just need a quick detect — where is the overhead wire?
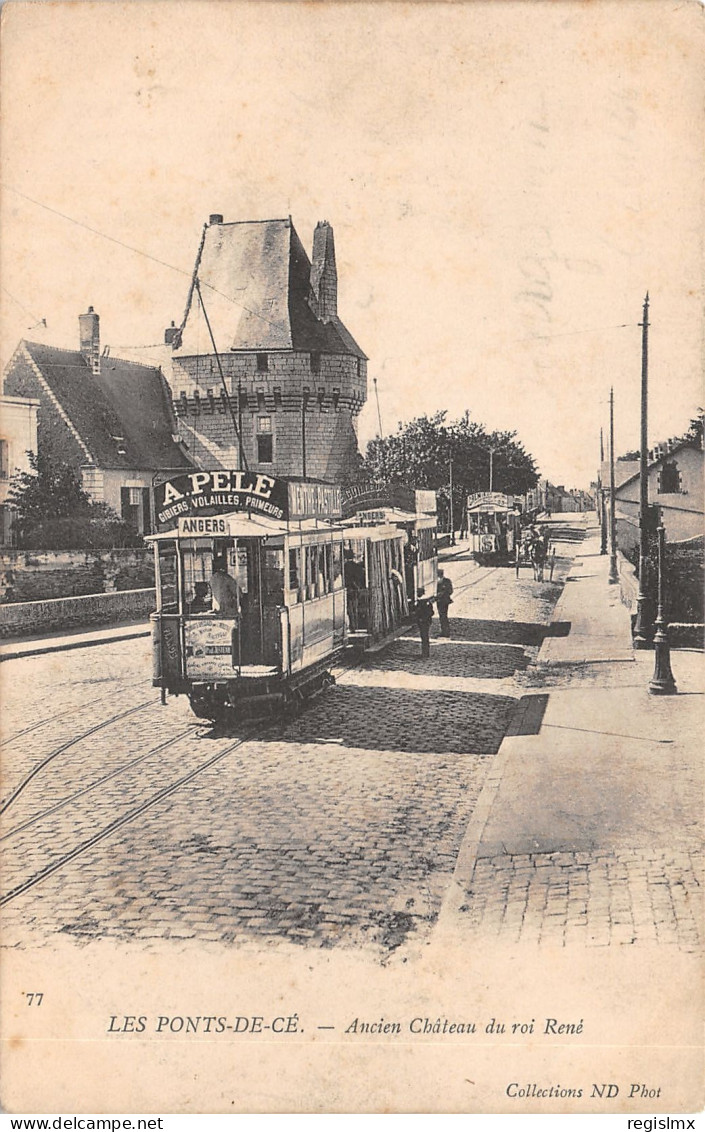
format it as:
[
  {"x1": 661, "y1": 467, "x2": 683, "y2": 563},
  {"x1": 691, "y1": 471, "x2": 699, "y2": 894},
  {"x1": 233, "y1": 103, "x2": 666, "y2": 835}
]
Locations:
[{"x1": 1, "y1": 183, "x2": 286, "y2": 335}]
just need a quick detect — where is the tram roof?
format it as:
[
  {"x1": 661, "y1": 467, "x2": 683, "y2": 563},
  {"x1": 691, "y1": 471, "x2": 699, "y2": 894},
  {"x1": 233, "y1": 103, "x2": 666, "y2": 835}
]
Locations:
[{"x1": 341, "y1": 522, "x2": 406, "y2": 541}]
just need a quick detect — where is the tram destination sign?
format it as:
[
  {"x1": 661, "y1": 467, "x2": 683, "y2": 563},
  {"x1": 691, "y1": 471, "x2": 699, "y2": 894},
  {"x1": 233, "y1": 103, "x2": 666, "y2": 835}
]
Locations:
[
  {"x1": 153, "y1": 470, "x2": 341, "y2": 531},
  {"x1": 467, "y1": 491, "x2": 515, "y2": 511}
]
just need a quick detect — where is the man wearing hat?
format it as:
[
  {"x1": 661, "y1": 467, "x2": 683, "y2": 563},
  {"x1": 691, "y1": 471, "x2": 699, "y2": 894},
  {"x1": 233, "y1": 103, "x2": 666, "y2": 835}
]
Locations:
[{"x1": 414, "y1": 589, "x2": 434, "y2": 658}]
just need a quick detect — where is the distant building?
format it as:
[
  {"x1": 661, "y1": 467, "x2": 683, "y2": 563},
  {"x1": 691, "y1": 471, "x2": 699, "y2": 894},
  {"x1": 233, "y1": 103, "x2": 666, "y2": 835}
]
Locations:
[
  {"x1": 3, "y1": 309, "x2": 192, "y2": 534},
  {"x1": 0, "y1": 395, "x2": 39, "y2": 545},
  {"x1": 605, "y1": 436, "x2": 704, "y2": 552},
  {"x1": 527, "y1": 480, "x2": 594, "y2": 514},
  {"x1": 164, "y1": 215, "x2": 367, "y2": 482}
]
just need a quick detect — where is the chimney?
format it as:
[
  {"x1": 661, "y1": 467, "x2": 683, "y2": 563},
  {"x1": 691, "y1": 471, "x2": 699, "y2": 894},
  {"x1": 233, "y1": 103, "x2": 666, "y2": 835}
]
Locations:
[
  {"x1": 310, "y1": 221, "x2": 337, "y2": 323},
  {"x1": 209, "y1": 213, "x2": 224, "y2": 225},
  {"x1": 164, "y1": 320, "x2": 179, "y2": 346},
  {"x1": 79, "y1": 307, "x2": 100, "y2": 375}
]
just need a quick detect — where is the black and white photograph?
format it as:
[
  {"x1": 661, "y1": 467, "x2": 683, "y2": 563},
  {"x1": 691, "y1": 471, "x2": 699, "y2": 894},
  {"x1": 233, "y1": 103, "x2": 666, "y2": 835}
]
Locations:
[{"x1": 0, "y1": 0, "x2": 703, "y2": 1118}]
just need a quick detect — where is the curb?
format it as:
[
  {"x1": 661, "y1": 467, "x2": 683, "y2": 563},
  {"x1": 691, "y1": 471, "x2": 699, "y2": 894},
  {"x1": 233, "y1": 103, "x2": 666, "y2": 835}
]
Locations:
[{"x1": 0, "y1": 627, "x2": 151, "y2": 662}]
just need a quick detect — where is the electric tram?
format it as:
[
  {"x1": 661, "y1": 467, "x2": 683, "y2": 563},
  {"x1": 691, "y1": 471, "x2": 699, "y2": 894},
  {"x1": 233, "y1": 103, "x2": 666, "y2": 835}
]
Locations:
[
  {"x1": 466, "y1": 492, "x2": 523, "y2": 563},
  {"x1": 148, "y1": 470, "x2": 347, "y2": 720}
]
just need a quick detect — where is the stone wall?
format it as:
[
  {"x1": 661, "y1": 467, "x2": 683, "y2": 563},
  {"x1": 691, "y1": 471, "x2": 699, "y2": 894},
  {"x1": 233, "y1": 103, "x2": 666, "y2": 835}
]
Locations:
[
  {"x1": 0, "y1": 548, "x2": 154, "y2": 604},
  {"x1": 0, "y1": 587, "x2": 156, "y2": 638}
]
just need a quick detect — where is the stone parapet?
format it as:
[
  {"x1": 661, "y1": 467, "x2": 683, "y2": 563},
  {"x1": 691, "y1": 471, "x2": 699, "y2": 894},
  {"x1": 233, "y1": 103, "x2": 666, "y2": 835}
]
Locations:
[{"x1": 0, "y1": 587, "x2": 156, "y2": 638}]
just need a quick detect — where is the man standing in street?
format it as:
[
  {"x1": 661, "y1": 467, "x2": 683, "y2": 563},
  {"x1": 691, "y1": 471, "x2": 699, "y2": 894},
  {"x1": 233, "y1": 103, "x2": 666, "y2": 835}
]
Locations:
[
  {"x1": 436, "y1": 569, "x2": 454, "y2": 637},
  {"x1": 415, "y1": 589, "x2": 434, "y2": 658}
]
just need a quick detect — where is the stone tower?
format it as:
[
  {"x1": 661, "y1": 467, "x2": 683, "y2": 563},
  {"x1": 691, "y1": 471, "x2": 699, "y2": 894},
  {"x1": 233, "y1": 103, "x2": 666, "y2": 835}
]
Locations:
[{"x1": 164, "y1": 215, "x2": 367, "y2": 482}]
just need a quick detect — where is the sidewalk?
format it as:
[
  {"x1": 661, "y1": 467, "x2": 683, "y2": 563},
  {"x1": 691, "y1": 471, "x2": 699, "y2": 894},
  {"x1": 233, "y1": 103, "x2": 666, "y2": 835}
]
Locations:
[
  {"x1": 0, "y1": 619, "x2": 151, "y2": 662},
  {"x1": 437, "y1": 520, "x2": 704, "y2": 949}
]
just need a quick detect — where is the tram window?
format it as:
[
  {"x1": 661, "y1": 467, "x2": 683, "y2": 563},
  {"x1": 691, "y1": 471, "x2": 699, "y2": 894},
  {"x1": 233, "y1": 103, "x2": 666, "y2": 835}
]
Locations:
[
  {"x1": 262, "y1": 548, "x2": 285, "y2": 605},
  {"x1": 158, "y1": 547, "x2": 178, "y2": 612},
  {"x1": 332, "y1": 544, "x2": 343, "y2": 589},
  {"x1": 182, "y1": 544, "x2": 213, "y2": 615},
  {"x1": 288, "y1": 548, "x2": 301, "y2": 602},
  {"x1": 318, "y1": 544, "x2": 330, "y2": 596}
]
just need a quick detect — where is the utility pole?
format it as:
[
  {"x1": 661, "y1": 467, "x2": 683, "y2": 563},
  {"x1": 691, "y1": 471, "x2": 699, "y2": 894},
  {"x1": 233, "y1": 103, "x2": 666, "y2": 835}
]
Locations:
[
  {"x1": 608, "y1": 386, "x2": 619, "y2": 584},
  {"x1": 599, "y1": 427, "x2": 607, "y2": 554},
  {"x1": 633, "y1": 293, "x2": 652, "y2": 645},
  {"x1": 489, "y1": 447, "x2": 495, "y2": 492},
  {"x1": 237, "y1": 378, "x2": 244, "y2": 468}
]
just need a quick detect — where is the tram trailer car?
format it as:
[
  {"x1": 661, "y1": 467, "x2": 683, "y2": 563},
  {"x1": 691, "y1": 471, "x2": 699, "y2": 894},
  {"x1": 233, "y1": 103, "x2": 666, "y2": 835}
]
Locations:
[
  {"x1": 341, "y1": 522, "x2": 409, "y2": 650},
  {"x1": 148, "y1": 471, "x2": 346, "y2": 721},
  {"x1": 341, "y1": 491, "x2": 439, "y2": 611}
]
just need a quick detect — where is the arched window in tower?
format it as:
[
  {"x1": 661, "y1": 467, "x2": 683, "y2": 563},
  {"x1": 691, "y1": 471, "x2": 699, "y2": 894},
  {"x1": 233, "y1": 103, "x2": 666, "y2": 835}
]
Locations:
[{"x1": 658, "y1": 460, "x2": 680, "y2": 494}]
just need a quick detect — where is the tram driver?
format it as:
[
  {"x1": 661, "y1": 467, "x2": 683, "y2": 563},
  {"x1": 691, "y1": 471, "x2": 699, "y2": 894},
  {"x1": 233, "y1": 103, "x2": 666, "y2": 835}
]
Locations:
[{"x1": 209, "y1": 553, "x2": 241, "y2": 618}]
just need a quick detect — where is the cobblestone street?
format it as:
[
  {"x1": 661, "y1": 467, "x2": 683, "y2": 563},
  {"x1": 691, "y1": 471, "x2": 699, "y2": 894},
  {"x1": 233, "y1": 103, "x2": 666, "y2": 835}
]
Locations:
[{"x1": 0, "y1": 545, "x2": 572, "y2": 955}]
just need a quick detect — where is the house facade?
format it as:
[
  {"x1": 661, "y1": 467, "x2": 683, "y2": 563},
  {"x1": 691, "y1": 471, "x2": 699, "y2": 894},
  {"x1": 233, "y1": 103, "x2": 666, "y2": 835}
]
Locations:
[
  {"x1": 611, "y1": 437, "x2": 704, "y2": 552},
  {"x1": 0, "y1": 394, "x2": 40, "y2": 545},
  {"x1": 163, "y1": 215, "x2": 368, "y2": 482},
  {"x1": 3, "y1": 309, "x2": 193, "y2": 534}
]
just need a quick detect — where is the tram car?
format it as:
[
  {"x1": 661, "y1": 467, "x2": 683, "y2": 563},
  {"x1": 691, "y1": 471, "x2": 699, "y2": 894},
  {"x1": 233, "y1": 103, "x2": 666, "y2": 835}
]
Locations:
[
  {"x1": 340, "y1": 486, "x2": 439, "y2": 608},
  {"x1": 466, "y1": 492, "x2": 522, "y2": 563},
  {"x1": 148, "y1": 470, "x2": 347, "y2": 721},
  {"x1": 341, "y1": 521, "x2": 409, "y2": 650}
]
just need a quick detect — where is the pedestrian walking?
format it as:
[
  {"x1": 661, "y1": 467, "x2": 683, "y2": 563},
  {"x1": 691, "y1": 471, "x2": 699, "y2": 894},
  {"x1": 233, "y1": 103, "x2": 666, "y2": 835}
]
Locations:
[
  {"x1": 436, "y1": 569, "x2": 453, "y2": 637},
  {"x1": 415, "y1": 589, "x2": 434, "y2": 658}
]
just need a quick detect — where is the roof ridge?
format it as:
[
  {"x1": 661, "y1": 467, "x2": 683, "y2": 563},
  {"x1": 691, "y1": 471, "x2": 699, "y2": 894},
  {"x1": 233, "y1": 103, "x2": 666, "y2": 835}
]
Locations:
[
  {"x1": 23, "y1": 339, "x2": 83, "y2": 356},
  {"x1": 215, "y1": 218, "x2": 291, "y2": 227},
  {"x1": 101, "y1": 354, "x2": 161, "y2": 373},
  {"x1": 25, "y1": 338, "x2": 161, "y2": 374}
]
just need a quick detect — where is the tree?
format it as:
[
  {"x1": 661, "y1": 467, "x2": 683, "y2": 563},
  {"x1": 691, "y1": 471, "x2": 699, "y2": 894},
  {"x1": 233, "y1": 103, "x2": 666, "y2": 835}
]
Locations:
[
  {"x1": 686, "y1": 408, "x2": 704, "y2": 446},
  {"x1": 360, "y1": 411, "x2": 539, "y2": 530},
  {"x1": 7, "y1": 450, "x2": 92, "y2": 527},
  {"x1": 6, "y1": 451, "x2": 141, "y2": 549}
]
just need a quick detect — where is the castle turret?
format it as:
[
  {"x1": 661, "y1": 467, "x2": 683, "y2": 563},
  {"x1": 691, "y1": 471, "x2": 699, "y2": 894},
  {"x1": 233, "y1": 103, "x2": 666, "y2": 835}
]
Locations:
[{"x1": 164, "y1": 216, "x2": 367, "y2": 482}]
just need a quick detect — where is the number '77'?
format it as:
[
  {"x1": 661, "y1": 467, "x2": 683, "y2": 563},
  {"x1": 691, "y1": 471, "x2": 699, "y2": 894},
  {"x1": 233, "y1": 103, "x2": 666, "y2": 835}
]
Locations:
[{"x1": 24, "y1": 993, "x2": 43, "y2": 1006}]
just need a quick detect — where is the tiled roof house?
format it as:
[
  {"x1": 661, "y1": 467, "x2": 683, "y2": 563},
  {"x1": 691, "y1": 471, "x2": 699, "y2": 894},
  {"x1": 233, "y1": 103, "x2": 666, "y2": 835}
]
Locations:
[{"x1": 3, "y1": 309, "x2": 193, "y2": 533}]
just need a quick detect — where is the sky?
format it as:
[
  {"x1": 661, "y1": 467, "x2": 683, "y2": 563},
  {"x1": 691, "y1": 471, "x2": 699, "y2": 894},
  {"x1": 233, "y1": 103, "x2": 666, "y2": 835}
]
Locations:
[{"x1": 1, "y1": 0, "x2": 703, "y2": 488}]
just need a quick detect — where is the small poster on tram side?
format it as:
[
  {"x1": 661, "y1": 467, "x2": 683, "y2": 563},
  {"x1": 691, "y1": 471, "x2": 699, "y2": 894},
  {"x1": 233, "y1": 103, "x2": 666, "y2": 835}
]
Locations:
[{"x1": 0, "y1": 1, "x2": 702, "y2": 1125}]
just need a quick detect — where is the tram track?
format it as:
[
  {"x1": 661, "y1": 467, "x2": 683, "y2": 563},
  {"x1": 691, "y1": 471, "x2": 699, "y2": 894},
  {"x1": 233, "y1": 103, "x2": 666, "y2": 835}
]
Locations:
[
  {"x1": 0, "y1": 721, "x2": 204, "y2": 842},
  {"x1": 0, "y1": 698, "x2": 157, "y2": 815},
  {"x1": 1, "y1": 677, "x2": 150, "y2": 747},
  {"x1": 0, "y1": 716, "x2": 284, "y2": 907}
]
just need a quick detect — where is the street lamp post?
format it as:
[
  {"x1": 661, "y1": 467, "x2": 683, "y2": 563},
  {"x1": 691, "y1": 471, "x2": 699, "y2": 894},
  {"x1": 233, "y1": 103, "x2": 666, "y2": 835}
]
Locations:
[
  {"x1": 649, "y1": 526, "x2": 677, "y2": 695},
  {"x1": 608, "y1": 386, "x2": 619, "y2": 584},
  {"x1": 633, "y1": 292, "x2": 652, "y2": 646}
]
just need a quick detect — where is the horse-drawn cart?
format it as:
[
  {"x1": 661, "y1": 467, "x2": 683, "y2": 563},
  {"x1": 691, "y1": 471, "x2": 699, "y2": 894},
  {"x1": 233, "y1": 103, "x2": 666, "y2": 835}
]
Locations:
[{"x1": 515, "y1": 528, "x2": 556, "y2": 581}]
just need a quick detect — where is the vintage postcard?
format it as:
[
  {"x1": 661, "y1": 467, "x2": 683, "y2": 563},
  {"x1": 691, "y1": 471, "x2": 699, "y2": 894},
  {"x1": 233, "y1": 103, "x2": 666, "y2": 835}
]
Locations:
[{"x1": 0, "y1": 0, "x2": 703, "y2": 1117}]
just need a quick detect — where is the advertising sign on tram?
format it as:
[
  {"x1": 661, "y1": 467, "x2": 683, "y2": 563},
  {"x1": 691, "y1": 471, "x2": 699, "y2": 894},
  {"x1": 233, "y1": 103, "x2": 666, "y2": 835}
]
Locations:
[{"x1": 153, "y1": 470, "x2": 341, "y2": 531}]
